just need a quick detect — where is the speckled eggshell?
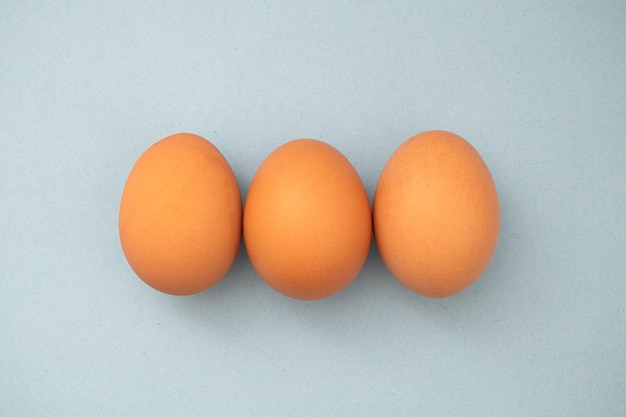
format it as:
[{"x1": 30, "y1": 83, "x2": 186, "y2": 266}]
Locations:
[
  {"x1": 373, "y1": 130, "x2": 500, "y2": 298},
  {"x1": 119, "y1": 133, "x2": 242, "y2": 295}
]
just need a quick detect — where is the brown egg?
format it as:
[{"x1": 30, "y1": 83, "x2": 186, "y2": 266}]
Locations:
[
  {"x1": 373, "y1": 130, "x2": 500, "y2": 298},
  {"x1": 119, "y1": 133, "x2": 242, "y2": 295},
  {"x1": 244, "y1": 139, "x2": 372, "y2": 300}
]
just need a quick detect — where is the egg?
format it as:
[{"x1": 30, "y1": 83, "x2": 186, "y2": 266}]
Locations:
[
  {"x1": 244, "y1": 139, "x2": 372, "y2": 300},
  {"x1": 119, "y1": 133, "x2": 242, "y2": 295},
  {"x1": 373, "y1": 130, "x2": 500, "y2": 298}
]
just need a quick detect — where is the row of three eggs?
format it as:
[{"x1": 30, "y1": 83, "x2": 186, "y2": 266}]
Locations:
[{"x1": 119, "y1": 131, "x2": 500, "y2": 300}]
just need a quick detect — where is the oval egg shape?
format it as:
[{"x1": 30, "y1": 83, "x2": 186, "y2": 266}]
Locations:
[
  {"x1": 244, "y1": 139, "x2": 372, "y2": 300},
  {"x1": 119, "y1": 133, "x2": 242, "y2": 295},
  {"x1": 373, "y1": 130, "x2": 500, "y2": 298}
]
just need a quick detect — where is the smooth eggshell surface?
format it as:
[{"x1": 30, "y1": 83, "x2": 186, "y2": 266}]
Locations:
[
  {"x1": 373, "y1": 130, "x2": 500, "y2": 298},
  {"x1": 119, "y1": 133, "x2": 242, "y2": 295},
  {"x1": 244, "y1": 139, "x2": 372, "y2": 300}
]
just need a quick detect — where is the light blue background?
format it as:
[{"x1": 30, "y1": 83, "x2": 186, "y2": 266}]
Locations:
[{"x1": 2, "y1": 1, "x2": 625, "y2": 415}]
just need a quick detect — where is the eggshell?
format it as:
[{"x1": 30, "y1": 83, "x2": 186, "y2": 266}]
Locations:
[
  {"x1": 119, "y1": 133, "x2": 242, "y2": 295},
  {"x1": 373, "y1": 130, "x2": 500, "y2": 298},
  {"x1": 243, "y1": 139, "x2": 372, "y2": 300}
]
